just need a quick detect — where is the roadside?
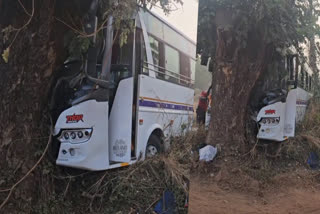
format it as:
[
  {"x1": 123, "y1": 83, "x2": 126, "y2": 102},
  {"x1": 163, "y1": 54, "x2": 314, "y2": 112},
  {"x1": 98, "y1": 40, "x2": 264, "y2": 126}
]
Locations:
[
  {"x1": 189, "y1": 100, "x2": 320, "y2": 214},
  {"x1": 189, "y1": 169, "x2": 320, "y2": 214}
]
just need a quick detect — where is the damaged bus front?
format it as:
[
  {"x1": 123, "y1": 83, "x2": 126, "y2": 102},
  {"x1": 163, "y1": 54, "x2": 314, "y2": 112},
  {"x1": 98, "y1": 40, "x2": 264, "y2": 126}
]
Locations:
[
  {"x1": 49, "y1": 2, "x2": 196, "y2": 171},
  {"x1": 256, "y1": 54, "x2": 313, "y2": 142}
]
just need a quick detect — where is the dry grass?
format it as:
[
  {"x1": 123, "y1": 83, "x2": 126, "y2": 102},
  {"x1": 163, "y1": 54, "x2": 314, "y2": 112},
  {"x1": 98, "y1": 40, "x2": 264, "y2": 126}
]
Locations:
[
  {"x1": 30, "y1": 131, "x2": 198, "y2": 214},
  {"x1": 191, "y1": 99, "x2": 320, "y2": 185}
]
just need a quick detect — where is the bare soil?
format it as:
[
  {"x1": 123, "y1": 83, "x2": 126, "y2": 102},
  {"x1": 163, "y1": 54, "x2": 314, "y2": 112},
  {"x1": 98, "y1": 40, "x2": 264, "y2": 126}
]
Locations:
[
  {"x1": 189, "y1": 178, "x2": 320, "y2": 213},
  {"x1": 188, "y1": 86, "x2": 320, "y2": 214},
  {"x1": 189, "y1": 163, "x2": 320, "y2": 214}
]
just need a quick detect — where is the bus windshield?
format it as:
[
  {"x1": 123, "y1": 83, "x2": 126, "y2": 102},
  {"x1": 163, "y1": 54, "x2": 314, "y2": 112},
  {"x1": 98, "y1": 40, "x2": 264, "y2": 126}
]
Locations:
[{"x1": 111, "y1": 31, "x2": 134, "y2": 69}]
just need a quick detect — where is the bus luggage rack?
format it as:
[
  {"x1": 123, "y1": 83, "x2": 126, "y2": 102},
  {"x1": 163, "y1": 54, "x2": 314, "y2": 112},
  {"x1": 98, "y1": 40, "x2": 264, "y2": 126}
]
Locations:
[{"x1": 143, "y1": 61, "x2": 194, "y2": 88}]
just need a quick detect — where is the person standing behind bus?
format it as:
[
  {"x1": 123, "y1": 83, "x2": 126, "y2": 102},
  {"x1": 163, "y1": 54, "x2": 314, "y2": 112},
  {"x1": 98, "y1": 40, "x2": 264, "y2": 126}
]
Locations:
[
  {"x1": 206, "y1": 85, "x2": 212, "y2": 107},
  {"x1": 196, "y1": 91, "x2": 208, "y2": 124}
]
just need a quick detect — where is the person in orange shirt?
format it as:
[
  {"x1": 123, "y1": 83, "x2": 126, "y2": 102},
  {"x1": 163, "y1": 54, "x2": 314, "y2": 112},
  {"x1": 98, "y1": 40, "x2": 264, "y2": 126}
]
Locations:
[
  {"x1": 206, "y1": 85, "x2": 212, "y2": 108},
  {"x1": 196, "y1": 85, "x2": 212, "y2": 125}
]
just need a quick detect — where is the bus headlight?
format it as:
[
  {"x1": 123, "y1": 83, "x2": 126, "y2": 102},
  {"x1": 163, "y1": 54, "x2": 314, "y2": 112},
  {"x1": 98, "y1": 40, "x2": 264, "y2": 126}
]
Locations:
[
  {"x1": 259, "y1": 117, "x2": 280, "y2": 125},
  {"x1": 77, "y1": 131, "x2": 83, "y2": 138},
  {"x1": 58, "y1": 129, "x2": 92, "y2": 144},
  {"x1": 70, "y1": 132, "x2": 76, "y2": 139}
]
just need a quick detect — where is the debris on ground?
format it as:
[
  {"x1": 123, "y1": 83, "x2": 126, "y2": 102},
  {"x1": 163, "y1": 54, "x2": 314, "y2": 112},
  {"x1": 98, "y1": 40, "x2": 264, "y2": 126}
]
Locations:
[
  {"x1": 199, "y1": 145, "x2": 217, "y2": 162},
  {"x1": 307, "y1": 152, "x2": 320, "y2": 170},
  {"x1": 189, "y1": 99, "x2": 320, "y2": 213},
  {"x1": 154, "y1": 190, "x2": 176, "y2": 214}
]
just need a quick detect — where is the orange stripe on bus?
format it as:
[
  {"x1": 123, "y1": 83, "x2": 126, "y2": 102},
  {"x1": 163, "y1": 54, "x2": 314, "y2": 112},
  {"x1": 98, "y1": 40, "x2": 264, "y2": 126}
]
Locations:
[{"x1": 139, "y1": 96, "x2": 193, "y2": 107}]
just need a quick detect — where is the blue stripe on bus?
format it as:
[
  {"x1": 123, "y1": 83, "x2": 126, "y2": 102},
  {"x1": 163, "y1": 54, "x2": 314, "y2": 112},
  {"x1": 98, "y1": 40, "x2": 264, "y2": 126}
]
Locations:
[
  {"x1": 139, "y1": 99, "x2": 193, "y2": 111},
  {"x1": 296, "y1": 100, "x2": 308, "y2": 105}
]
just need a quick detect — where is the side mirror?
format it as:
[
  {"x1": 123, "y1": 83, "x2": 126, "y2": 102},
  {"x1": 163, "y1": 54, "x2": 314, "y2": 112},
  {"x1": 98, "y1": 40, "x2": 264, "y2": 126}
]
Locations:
[{"x1": 201, "y1": 55, "x2": 209, "y2": 66}]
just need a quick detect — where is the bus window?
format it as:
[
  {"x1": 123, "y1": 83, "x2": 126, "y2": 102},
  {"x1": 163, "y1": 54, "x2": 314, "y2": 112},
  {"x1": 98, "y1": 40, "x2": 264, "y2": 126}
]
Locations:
[
  {"x1": 309, "y1": 76, "x2": 312, "y2": 91},
  {"x1": 165, "y1": 45, "x2": 180, "y2": 83},
  {"x1": 135, "y1": 29, "x2": 148, "y2": 75},
  {"x1": 294, "y1": 58, "x2": 298, "y2": 87},
  {"x1": 306, "y1": 73, "x2": 309, "y2": 91},
  {"x1": 148, "y1": 35, "x2": 165, "y2": 78},
  {"x1": 288, "y1": 56, "x2": 294, "y2": 80},
  {"x1": 180, "y1": 53, "x2": 191, "y2": 85},
  {"x1": 191, "y1": 59, "x2": 196, "y2": 82},
  {"x1": 111, "y1": 32, "x2": 134, "y2": 69},
  {"x1": 149, "y1": 36, "x2": 160, "y2": 68},
  {"x1": 142, "y1": 40, "x2": 148, "y2": 74},
  {"x1": 300, "y1": 66, "x2": 304, "y2": 88},
  {"x1": 109, "y1": 30, "x2": 134, "y2": 97}
]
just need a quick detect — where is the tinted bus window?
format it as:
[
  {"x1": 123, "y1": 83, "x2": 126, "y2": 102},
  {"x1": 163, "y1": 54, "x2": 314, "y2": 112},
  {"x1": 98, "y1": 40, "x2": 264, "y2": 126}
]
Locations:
[
  {"x1": 309, "y1": 77, "x2": 312, "y2": 91},
  {"x1": 111, "y1": 32, "x2": 134, "y2": 67},
  {"x1": 191, "y1": 59, "x2": 196, "y2": 82},
  {"x1": 149, "y1": 36, "x2": 160, "y2": 68},
  {"x1": 165, "y1": 45, "x2": 180, "y2": 82},
  {"x1": 300, "y1": 66, "x2": 304, "y2": 88},
  {"x1": 180, "y1": 53, "x2": 191, "y2": 84}
]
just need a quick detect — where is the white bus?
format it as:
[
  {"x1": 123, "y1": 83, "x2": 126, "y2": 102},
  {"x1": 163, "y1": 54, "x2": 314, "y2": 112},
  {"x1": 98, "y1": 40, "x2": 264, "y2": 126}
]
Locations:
[
  {"x1": 50, "y1": 7, "x2": 196, "y2": 170},
  {"x1": 256, "y1": 53, "x2": 313, "y2": 142}
]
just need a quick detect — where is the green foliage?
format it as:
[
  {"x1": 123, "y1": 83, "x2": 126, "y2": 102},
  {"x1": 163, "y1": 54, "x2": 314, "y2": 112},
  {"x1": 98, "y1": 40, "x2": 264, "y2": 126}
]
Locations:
[
  {"x1": 198, "y1": 0, "x2": 320, "y2": 58},
  {"x1": 63, "y1": 31, "x2": 90, "y2": 61},
  {"x1": 62, "y1": 0, "x2": 183, "y2": 59},
  {"x1": 137, "y1": 0, "x2": 183, "y2": 15},
  {"x1": 98, "y1": 0, "x2": 183, "y2": 46}
]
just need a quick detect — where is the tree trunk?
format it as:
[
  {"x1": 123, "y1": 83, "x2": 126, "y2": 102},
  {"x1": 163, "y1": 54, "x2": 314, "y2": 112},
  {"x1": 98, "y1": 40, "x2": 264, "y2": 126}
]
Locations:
[
  {"x1": 307, "y1": 0, "x2": 319, "y2": 96},
  {"x1": 207, "y1": 20, "x2": 273, "y2": 147},
  {"x1": 309, "y1": 36, "x2": 319, "y2": 94},
  {"x1": 0, "y1": 0, "x2": 68, "y2": 211}
]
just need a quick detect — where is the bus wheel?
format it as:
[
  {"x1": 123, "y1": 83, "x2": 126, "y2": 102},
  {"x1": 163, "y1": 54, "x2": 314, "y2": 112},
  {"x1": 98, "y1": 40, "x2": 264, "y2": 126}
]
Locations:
[{"x1": 146, "y1": 134, "x2": 162, "y2": 158}]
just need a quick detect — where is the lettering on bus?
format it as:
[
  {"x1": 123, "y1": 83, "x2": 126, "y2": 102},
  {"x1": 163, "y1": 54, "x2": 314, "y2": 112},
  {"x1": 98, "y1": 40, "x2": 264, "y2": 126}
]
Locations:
[
  {"x1": 265, "y1": 109, "x2": 276, "y2": 115},
  {"x1": 66, "y1": 114, "x2": 84, "y2": 123},
  {"x1": 113, "y1": 139, "x2": 128, "y2": 158}
]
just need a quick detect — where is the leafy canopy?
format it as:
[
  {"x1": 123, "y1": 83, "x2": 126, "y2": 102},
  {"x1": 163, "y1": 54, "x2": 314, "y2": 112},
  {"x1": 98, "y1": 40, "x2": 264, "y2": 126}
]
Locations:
[
  {"x1": 65, "y1": 0, "x2": 183, "y2": 60},
  {"x1": 198, "y1": 0, "x2": 320, "y2": 56}
]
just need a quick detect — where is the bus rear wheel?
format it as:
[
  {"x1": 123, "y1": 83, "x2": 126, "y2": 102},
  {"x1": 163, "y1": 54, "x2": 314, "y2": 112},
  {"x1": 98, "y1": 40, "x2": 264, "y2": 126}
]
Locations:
[{"x1": 146, "y1": 134, "x2": 163, "y2": 158}]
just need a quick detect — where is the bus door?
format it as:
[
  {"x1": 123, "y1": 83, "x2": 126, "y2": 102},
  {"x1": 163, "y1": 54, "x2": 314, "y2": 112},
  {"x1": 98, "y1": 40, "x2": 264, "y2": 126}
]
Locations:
[
  {"x1": 108, "y1": 22, "x2": 136, "y2": 163},
  {"x1": 284, "y1": 89, "x2": 297, "y2": 137}
]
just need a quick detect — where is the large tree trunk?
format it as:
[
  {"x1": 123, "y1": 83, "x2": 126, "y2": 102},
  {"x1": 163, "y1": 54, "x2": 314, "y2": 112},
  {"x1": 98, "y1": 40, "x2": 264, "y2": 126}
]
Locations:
[
  {"x1": 207, "y1": 13, "x2": 273, "y2": 147},
  {"x1": 0, "y1": 0, "x2": 89, "y2": 211},
  {"x1": 0, "y1": 1, "x2": 58, "y2": 211},
  {"x1": 307, "y1": 0, "x2": 319, "y2": 96},
  {"x1": 0, "y1": 0, "x2": 102, "y2": 210}
]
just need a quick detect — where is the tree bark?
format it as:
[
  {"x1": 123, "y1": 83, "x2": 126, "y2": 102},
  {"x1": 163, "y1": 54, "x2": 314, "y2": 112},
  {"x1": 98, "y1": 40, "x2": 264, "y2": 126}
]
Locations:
[
  {"x1": 0, "y1": 0, "x2": 67, "y2": 211},
  {"x1": 308, "y1": 0, "x2": 319, "y2": 96},
  {"x1": 206, "y1": 17, "x2": 273, "y2": 147}
]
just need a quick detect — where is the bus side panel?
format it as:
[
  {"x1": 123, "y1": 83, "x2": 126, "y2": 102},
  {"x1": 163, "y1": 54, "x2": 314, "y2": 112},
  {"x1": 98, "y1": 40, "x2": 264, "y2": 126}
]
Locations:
[
  {"x1": 136, "y1": 75, "x2": 194, "y2": 159},
  {"x1": 296, "y1": 87, "x2": 312, "y2": 123},
  {"x1": 284, "y1": 89, "x2": 297, "y2": 137}
]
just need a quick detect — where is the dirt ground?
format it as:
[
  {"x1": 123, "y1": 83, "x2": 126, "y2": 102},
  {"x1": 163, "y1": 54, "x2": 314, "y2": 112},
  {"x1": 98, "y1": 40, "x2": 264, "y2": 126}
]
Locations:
[
  {"x1": 189, "y1": 169, "x2": 320, "y2": 214},
  {"x1": 188, "y1": 100, "x2": 320, "y2": 214}
]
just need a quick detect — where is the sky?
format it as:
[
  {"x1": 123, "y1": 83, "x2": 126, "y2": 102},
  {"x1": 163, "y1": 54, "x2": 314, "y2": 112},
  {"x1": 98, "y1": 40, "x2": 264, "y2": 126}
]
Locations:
[{"x1": 152, "y1": 0, "x2": 199, "y2": 43}]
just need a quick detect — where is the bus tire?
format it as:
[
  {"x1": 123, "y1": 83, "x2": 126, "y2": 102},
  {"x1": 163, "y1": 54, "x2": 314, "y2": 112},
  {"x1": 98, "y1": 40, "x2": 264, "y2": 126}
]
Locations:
[{"x1": 146, "y1": 134, "x2": 163, "y2": 158}]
